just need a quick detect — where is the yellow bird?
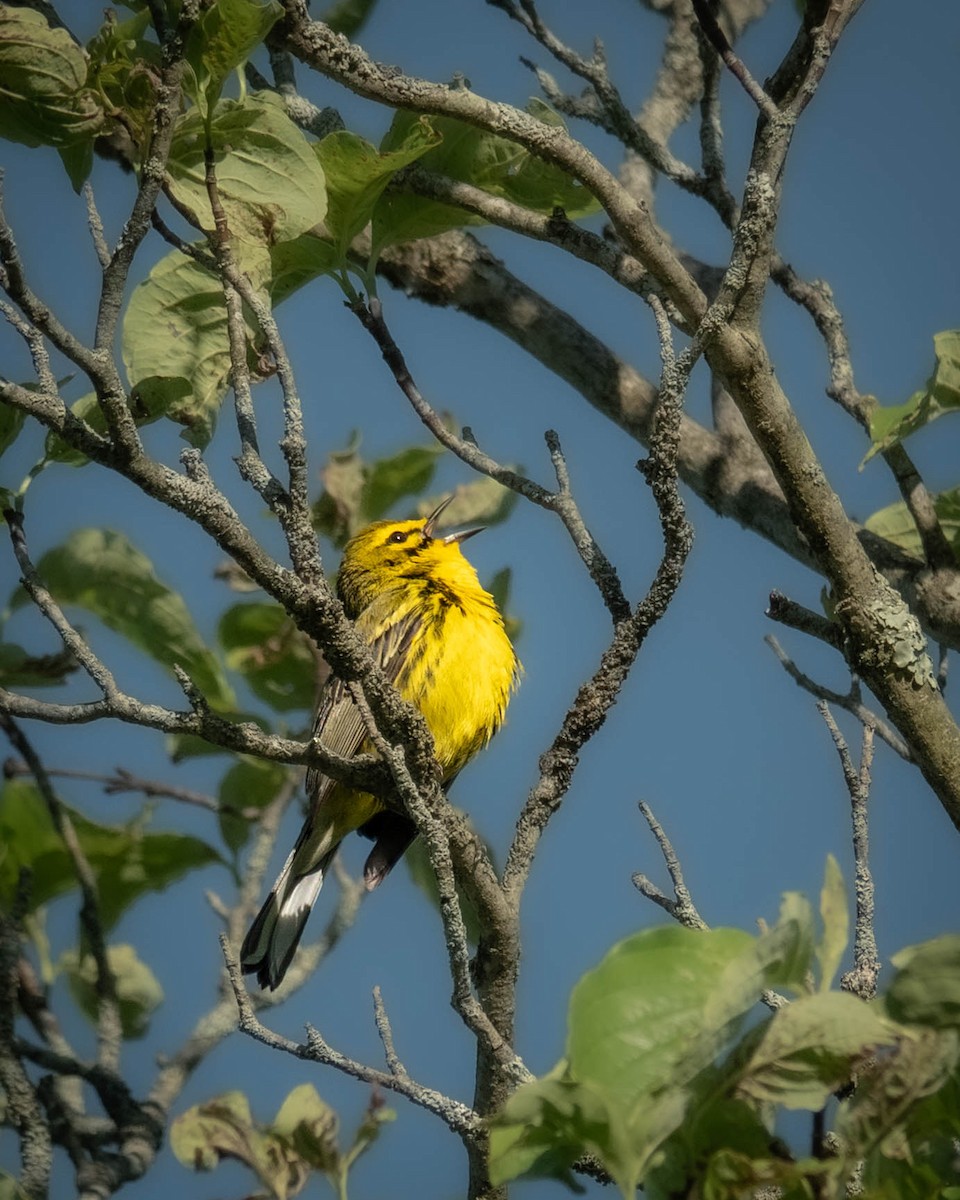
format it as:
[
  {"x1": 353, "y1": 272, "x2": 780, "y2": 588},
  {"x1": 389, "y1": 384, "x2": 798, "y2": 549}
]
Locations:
[{"x1": 241, "y1": 497, "x2": 520, "y2": 990}]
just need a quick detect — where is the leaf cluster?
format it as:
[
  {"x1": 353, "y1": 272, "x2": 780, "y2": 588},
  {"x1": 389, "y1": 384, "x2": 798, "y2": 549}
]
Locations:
[
  {"x1": 170, "y1": 1083, "x2": 394, "y2": 1200},
  {"x1": 489, "y1": 861, "x2": 960, "y2": 1199}
]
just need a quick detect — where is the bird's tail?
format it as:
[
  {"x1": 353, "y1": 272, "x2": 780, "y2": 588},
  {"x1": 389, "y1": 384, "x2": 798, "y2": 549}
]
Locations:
[{"x1": 240, "y1": 843, "x2": 338, "y2": 990}]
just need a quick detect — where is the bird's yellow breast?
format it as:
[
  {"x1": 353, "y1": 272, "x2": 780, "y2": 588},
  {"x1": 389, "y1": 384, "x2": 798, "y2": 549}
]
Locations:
[
  {"x1": 404, "y1": 591, "x2": 517, "y2": 775},
  {"x1": 362, "y1": 578, "x2": 519, "y2": 780}
]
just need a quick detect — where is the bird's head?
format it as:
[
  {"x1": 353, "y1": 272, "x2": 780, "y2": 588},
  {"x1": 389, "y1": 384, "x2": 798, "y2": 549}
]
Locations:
[{"x1": 336, "y1": 496, "x2": 484, "y2": 617}]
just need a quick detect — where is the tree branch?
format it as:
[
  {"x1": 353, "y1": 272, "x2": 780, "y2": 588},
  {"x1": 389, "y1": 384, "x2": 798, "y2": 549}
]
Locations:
[
  {"x1": 817, "y1": 706, "x2": 881, "y2": 1001},
  {"x1": 221, "y1": 936, "x2": 484, "y2": 1145}
]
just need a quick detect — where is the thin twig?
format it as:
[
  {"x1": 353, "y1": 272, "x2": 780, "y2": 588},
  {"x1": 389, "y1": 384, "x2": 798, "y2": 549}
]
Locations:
[
  {"x1": 765, "y1": 635, "x2": 912, "y2": 761},
  {"x1": 82, "y1": 182, "x2": 110, "y2": 270},
  {"x1": 691, "y1": 0, "x2": 779, "y2": 119},
  {"x1": 632, "y1": 799, "x2": 787, "y2": 1011},
  {"x1": 503, "y1": 292, "x2": 694, "y2": 899},
  {"x1": 350, "y1": 295, "x2": 630, "y2": 621},
  {"x1": 221, "y1": 936, "x2": 484, "y2": 1143},
  {"x1": 345, "y1": 682, "x2": 528, "y2": 1078},
  {"x1": 202, "y1": 146, "x2": 282, "y2": 503},
  {"x1": 488, "y1": 0, "x2": 703, "y2": 192},
  {"x1": 772, "y1": 266, "x2": 955, "y2": 571},
  {"x1": 0, "y1": 294, "x2": 58, "y2": 397},
  {"x1": 767, "y1": 590, "x2": 845, "y2": 651},
  {"x1": 0, "y1": 875, "x2": 53, "y2": 1198},
  {"x1": 373, "y1": 986, "x2": 408, "y2": 1079},
  {"x1": 0, "y1": 716, "x2": 122, "y2": 1071},
  {"x1": 0, "y1": 762, "x2": 243, "y2": 815},
  {"x1": 632, "y1": 802, "x2": 706, "y2": 930},
  {"x1": 817, "y1": 706, "x2": 881, "y2": 1001}
]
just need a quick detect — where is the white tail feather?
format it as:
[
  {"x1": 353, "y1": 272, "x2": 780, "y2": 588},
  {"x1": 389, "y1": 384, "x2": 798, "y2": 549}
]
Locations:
[{"x1": 240, "y1": 847, "x2": 336, "y2": 990}]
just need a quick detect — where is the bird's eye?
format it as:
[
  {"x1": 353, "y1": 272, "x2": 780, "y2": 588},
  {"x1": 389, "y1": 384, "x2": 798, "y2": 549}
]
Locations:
[{"x1": 386, "y1": 530, "x2": 407, "y2": 544}]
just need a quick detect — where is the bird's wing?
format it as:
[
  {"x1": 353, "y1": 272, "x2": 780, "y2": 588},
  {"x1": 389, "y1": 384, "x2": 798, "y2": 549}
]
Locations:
[{"x1": 304, "y1": 601, "x2": 422, "y2": 798}]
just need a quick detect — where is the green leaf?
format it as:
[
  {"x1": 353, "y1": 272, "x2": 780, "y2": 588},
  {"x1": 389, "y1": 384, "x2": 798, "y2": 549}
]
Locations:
[
  {"x1": 185, "y1": 0, "x2": 282, "y2": 115},
  {"x1": 0, "y1": 780, "x2": 223, "y2": 927},
  {"x1": 0, "y1": 400, "x2": 27, "y2": 459},
  {"x1": 364, "y1": 445, "x2": 445, "y2": 520},
  {"x1": 218, "y1": 757, "x2": 288, "y2": 855},
  {"x1": 567, "y1": 926, "x2": 755, "y2": 1109},
  {"x1": 319, "y1": 0, "x2": 381, "y2": 37},
  {"x1": 312, "y1": 433, "x2": 367, "y2": 543},
  {"x1": 699, "y1": 1149, "x2": 824, "y2": 1200},
  {"x1": 887, "y1": 935, "x2": 960, "y2": 1028},
  {"x1": 372, "y1": 105, "x2": 599, "y2": 251},
  {"x1": 171, "y1": 1086, "x2": 349, "y2": 1196},
  {"x1": 340, "y1": 1096, "x2": 396, "y2": 1175},
  {"x1": 312, "y1": 436, "x2": 446, "y2": 544},
  {"x1": 123, "y1": 233, "x2": 338, "y2": 449},
  {"x1": 0, "y1": 641, "x2": 75, "y2": 688},
  {"x1": 488, "y1": 1074, "x2": 647, "y2": 1197},
  {"x1": 171, "y1": 1090, "x2": 254, "y2": 1172},
  {"x1": 122, "y1": 247, "x2": 271, "y2": 449},
  {"x1": 715, "y1": 890, "x2": 815, "y2": 1019},
  {"x1": 864, "y1": 330, "x2": 960, "y2": 462},
  {"x1": 419, "y1": 476, "x2": 518, "y2": 530},
  {"x1": 167, "y1": 91, "x2": 327, "y2": 246},
  {"x1": 57, "y1": 136, "x2": 94, "y2": 192},
  {"x1": 817, "y1": 854, "x2": 848, "y2": 992},
  {"x1": 10, "y1": 529, "x2": 235, "y2": 710},
  {"x1": 85, "y1": 9, "x2": 160, "y2": 161},
  {"x1": 170, "y1": 1090, "x2": 298, "y2": 1193},
  {"x1": 62, "y1": 943, "x2": 163, "y2": 1039},
  {"x1": 0, "y1": 1172, "x2": 21, "y2": 1200},
  {"x1": 315, "y1": 124, "x2": 442, "y2": 266},
  {"x1": 42, "y1": 392, "x2": 105, "y2": 466},
  {"x1": 272, "y1": 1082, "x2": 340, "y2": 1173},
  {"x1": 645, "y1": 1088, "x2": 774, "y2": 1200},
  {"x1": 837, "y1": 1027, "x2": 960, "y2": 1177},
  {"x1": 268, "y1": 232, "x2": 341, "y2": 302},
  {"x1": 218, "y1": 601, "x2": 315, "y2": 713},
  {"x1": 865, "y1": 1052, "x2": 960, "y2": 1198},
  {"x1": 43, "y1": 386, "x2": 183, "y2": 467},
  {"x1": 488, "y1": 566, "x2": 522, "y2": 642},
  {"x1": 865, "y1": 486, "x2": 960, "y2": 562},
  {"x1": 0, "y1": 8, "x2": 103, "y2": 150},
  {"x1": 732, "y1": 991, "x2": 896, "y2": 1110}
]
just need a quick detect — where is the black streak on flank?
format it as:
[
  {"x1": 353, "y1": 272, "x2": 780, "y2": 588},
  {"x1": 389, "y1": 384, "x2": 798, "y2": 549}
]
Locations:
[
  {"x1": 400, "y1": 569, "x2": 464, "y2": 612},
  {"x1": 427, "y1": 575, "x2": 466, "y2": 613}
]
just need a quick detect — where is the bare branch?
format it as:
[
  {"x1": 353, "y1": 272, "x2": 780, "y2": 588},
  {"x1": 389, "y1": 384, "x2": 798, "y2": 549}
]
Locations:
[
  {"x1": 765, "y1": 635, "x2": 912, "y2": 761},
  {"x1": 631, "y1": 798, "x2": 787, "y2": 1011},
  {"x1": 489, "y1": 0, "x2": 703, "y2": 192},
  {"x1": 503, "y1": 293, "x2": 694, "y2": 900},
  {"x1": 221, "y1": 936, "x2": 484, "y2": 1144},
  {"x1": 691, "y1": 0, "x2": 778, "y2": 118},
  {"x1": 0, "y1": 762, "x2": 225, "y2": 814},
  {"x1": 373, "y1": 986, "x2": 408, "y2": 1080},
  {"x1": 0, "y1": 715, "x2": 122, "y2": 1069},
  {"x1": 345, "y1": 681, "x2": 527, "y2": 1077},
  {"x1": 0, "y1": 877, "x2": 53, "y2": 1199},
  {"x1": 632, "y1": 801, "x2": 707, "y2": 930},
  {"x1": 82, "y1": 182, "x2": 110, "y2": 271},
  {"x1": 817, "y1": 706, "x2": 881, "y2": 1001},
  {"x1": 349, "y1": 295, "x2": 630, "y2": 621}
]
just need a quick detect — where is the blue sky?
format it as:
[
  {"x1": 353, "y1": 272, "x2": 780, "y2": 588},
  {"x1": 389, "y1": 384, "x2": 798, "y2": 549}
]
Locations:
[{"x1": 1, "y1": 1, "x2": 959, "y2": 1196}]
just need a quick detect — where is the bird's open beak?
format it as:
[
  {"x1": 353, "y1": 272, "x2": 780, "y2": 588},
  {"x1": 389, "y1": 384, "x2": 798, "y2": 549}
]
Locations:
[
  {"x1": 423, "y1": 495, "x2": 485, "y2": 545},
  {"x1": 423, "y1": 495, "x2": 453, "y2": 539},
  {"x1": 443, "y1": 526, "x2": 484, "y2": 545}
]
